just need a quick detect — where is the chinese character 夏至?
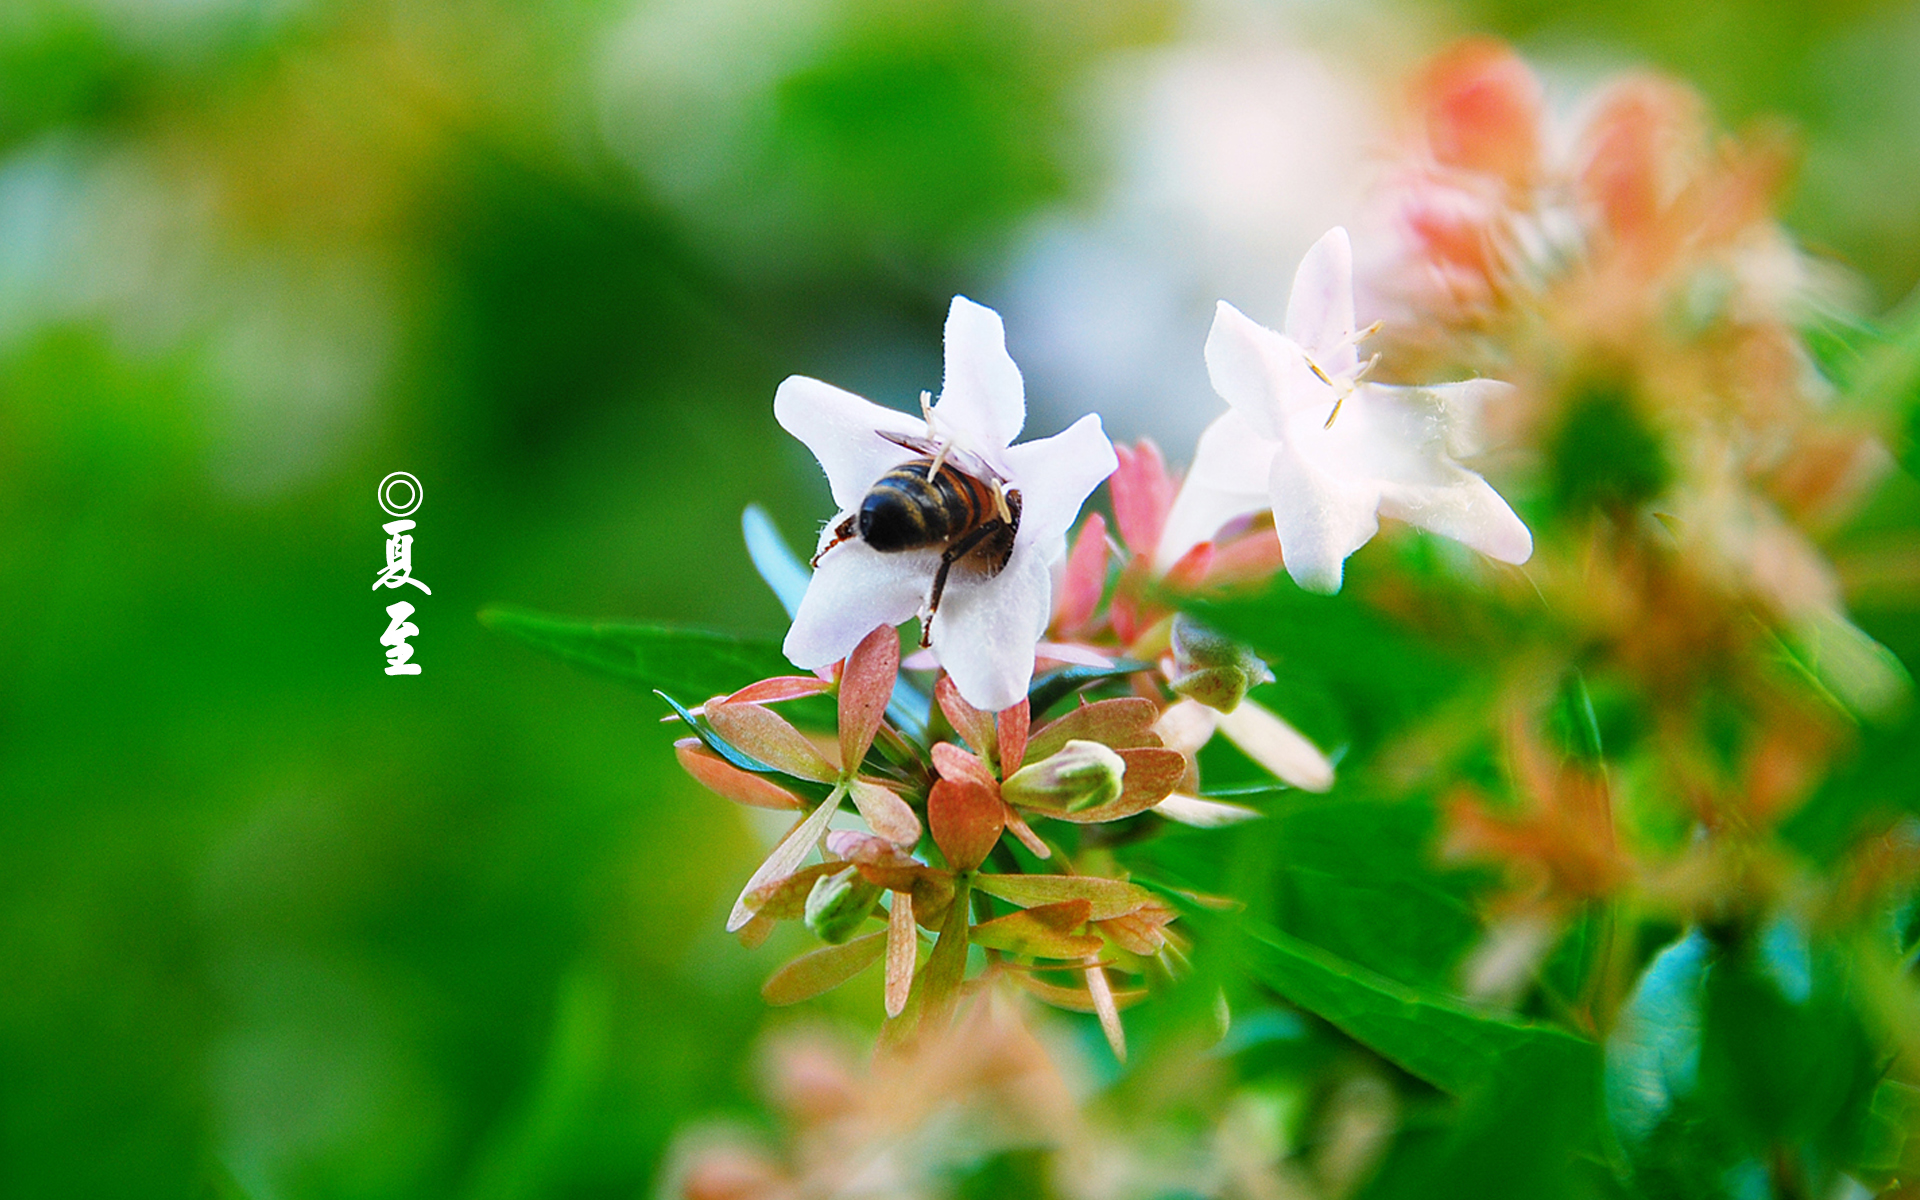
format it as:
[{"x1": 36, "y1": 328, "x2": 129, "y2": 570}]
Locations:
[
  {"x1": 373, "y1": 519, "x2": 432, "y2": 595},
  {"x1": 382, "y1": 601, "x2": 422, "y2": 675}
]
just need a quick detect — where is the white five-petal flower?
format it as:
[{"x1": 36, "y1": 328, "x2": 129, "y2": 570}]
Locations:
[
  {"x1": 777, "y1": 297, "x2": 1117, "y2": 712},
  {"x1": 1155, "y1": 227, "x2": 1533, "y2": 592}
]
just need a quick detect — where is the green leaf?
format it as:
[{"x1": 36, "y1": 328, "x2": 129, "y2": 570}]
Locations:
[
  {"x1": 482, "y1": 606, "x2": 791, "y2": 700},
  {"x1": 1781, "y1": 705, "x2": 1920, "y2": 864},
  {"x1": 1233, "y1": 918, "x2": 1597, "y2": 1099},
  {"x1": 761, "y1": 931, "x2": 887, "y2": 1005},
  {"x1": 1267, "y1": 796, "x2": 1483, "y2": 988}
]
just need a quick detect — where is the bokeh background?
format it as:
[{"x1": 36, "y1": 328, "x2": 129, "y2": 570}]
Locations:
[{"x1": 4, "y1": 0, "x2": 1918, "y2": 1195}]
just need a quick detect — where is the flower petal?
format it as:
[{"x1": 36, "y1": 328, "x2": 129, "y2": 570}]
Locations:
[
  {"x1": 1267, "y1": 433, "x2": 1382, "y2": 593},
  {"x1": 1313, "y1": 382, "x2": 1532, "y2": 565},
  {"x1": 774, "y1": 375, "x2": 925, "y2": 511},
  {"x1": 1284, "y1": 227, "x2": 1358, "y2": 373},
  {"x1": 1378, "y1": 471, "x2": 1534, "y2": 565},
  {"x1": 929, "y1": 541, "x2": 1053, "y2": 712},
  {"x1": 784, "y1": 542, "x2": 938, "y2": 670},
  {"x1": 999, "y1": 413, "x2": 1118, "y2": 548},
  {"x1": 1155, "y1": 410, "x2": 1275, "y2": 571},
  {"x1": 934, "y1": 296, "x2": 1025, "y2": 461},
  {"x1": 1214, "y1": 698, "x2": 1335, "y2": 793},
  {"x1": 1110, "y1": 440, "x2": 1176, "y2": 558},
  {"x1": 1154, "y1": 793, "x2": 1264, "y2": 828},
  {"x1": 1052, "y1": 512, "x2": 1108, "y2": 634},
  {"x1": 1205, "y1": 301, "x2": 1317, "y2": 436}
]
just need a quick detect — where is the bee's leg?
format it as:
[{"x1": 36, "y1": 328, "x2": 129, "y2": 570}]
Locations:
[
  {"x1": 809, "y1": 515, "x2": 859, "y2": 569},
  {"x1": 920, "y1": 520, "x2": 1007, "y2": 647}
]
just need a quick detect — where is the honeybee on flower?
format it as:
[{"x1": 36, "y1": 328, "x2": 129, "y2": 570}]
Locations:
[{"x1": 777, "y1": 296, "x2": 1117, "y2": 712}]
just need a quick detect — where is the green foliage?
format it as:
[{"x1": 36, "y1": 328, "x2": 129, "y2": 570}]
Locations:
[
  {"x1": 1547, "y1": 378, "x2": 1671, "y2": 517},
  {"x1": 480, "y1": 606, "x2": 794, "y2": 702},
  {"x1": 1231, "y1": 918, "x2": 1599, "y2": 1101}
]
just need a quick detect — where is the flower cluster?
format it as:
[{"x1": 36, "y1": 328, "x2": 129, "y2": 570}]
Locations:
[
  {"x1": 467, "y1": 31, "x2": 1920, "y2": 1200},
  {"x1": 666, "y1": 255, "x2": 1539, "y2": 1049}
]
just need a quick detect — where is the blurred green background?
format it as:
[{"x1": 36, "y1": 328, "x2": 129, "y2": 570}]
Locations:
[{"x1": 2, "y1": 0, "x2": 1916, "y2": 1196}]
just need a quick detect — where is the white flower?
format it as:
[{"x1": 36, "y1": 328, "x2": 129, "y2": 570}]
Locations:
[
  {"x1": 776, "y1": 297, "x2": 1117, "y2": 712},
  {"x1": 1155, "y1": 227, "x2": 1533, "y2": 592}
]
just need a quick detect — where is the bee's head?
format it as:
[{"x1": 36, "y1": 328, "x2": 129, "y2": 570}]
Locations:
[{"x1": 858, "y1": 486, "x2": 930, "y2": 552}]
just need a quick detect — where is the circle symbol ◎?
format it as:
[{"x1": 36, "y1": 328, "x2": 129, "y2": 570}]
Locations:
[{"x1": 378, "y1": 472, "x2": 423, "y2": 517}]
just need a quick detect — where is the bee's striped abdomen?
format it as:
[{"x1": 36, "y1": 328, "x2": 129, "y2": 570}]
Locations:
[{"x1": 858, "y1": 458, "x2": 992, "y2": 552}]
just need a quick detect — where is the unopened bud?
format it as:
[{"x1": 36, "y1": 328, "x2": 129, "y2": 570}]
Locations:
[
  {"x1": 804, "y1": 866, "x2": 881, "y2": 943},
  {"x1": 1167, "y1": 614, "x2": 1273, "y2": 712},
  {"x1": 1002, "y1": 739, "x2": 1127, "y2": 813}
]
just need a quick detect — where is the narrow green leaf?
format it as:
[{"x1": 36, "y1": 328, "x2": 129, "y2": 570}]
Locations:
[
  {"x1": 1235, "y1": 918, "x2": 1597, "y2": 1097},
  {"x1": 761, "y1": 931, "x2": 887, "y2": 1005},
  {"x1": 482, "y1": 606, "x2": 790, "y2": 699}
]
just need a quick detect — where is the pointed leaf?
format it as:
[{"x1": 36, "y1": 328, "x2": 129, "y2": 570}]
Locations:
[
  {"x1": 1026, "y1": 698, "x2": 1161, "y2": 762},
  {"x1": 674, "y1": 739, "x2": 805, "y2": 810},
  {"x1": 840, "y1": 624, "x2": 900, "y2": 770},
  {"x1": 929, "y1": 778, "x2": 1005, "y2": 871},
  {"x1": 1236, "y1": 918, "x2": 1597, "y2": 1097},
  {"x1": 829, "y1": 830, "x2": 932, "y2": 892},
  {"x1": 737, "y1": 911, "x2": 776, "y2": 949},
  {"x1": 482, "y1": 606, "x2": 790, "y2": 699},
  {"x1": 998, "y1": 699, "x2": 1031, "y2": 776},
  {"x1": 885, "y1": 892, "x2": 917, "y2": 1018},
  {"x1": 1002, "y1": 806, "x2": 1051, "y2": 858},
  {"x1": 935, "y1": 674, "x2": 997, "y2": 762},
  {"x1": 727, "y1": 791, "x2": 842, "y2": 932},
  {"x1": 745, "y1": 861, "x2": 845, "y2": 920},
  {"x1": 931, "y1": 741, "x2": 998, "y2": 790},
  {"x1": 720, "y1": 676, "x2": 833, "y2": 706},
  {"x1": 849, "y1": 778, "x2": 921, "y2": 846},
  {"x1": 969, "y1": 901, "x2": 1102, "y2": 959},
  {"x1": 761, "y1": 931, "x2": 887, "y2": 1005},
  {"x1": 973, "y1": 873, "x2": 1157, "y2": 920},
  {"x1": 708, "y1": 701, "x2": 838, "y2": 783}
]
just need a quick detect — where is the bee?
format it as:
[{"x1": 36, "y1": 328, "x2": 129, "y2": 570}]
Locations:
[{"x1": 812, "y1": 432, "x2": 1022, "y2": 647}]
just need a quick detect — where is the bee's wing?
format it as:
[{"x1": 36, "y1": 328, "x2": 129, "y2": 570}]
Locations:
[
  {"x1": 877, "y1": 431, "x2": 1006, "y2": 485},
  {"x1": 878, "y1": 431, "x2": 941, "y2": 457}
]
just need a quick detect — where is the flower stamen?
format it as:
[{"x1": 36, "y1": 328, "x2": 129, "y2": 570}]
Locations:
[{"x1": 919, "y1": 390, "x2": 957, "y2": 481}]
